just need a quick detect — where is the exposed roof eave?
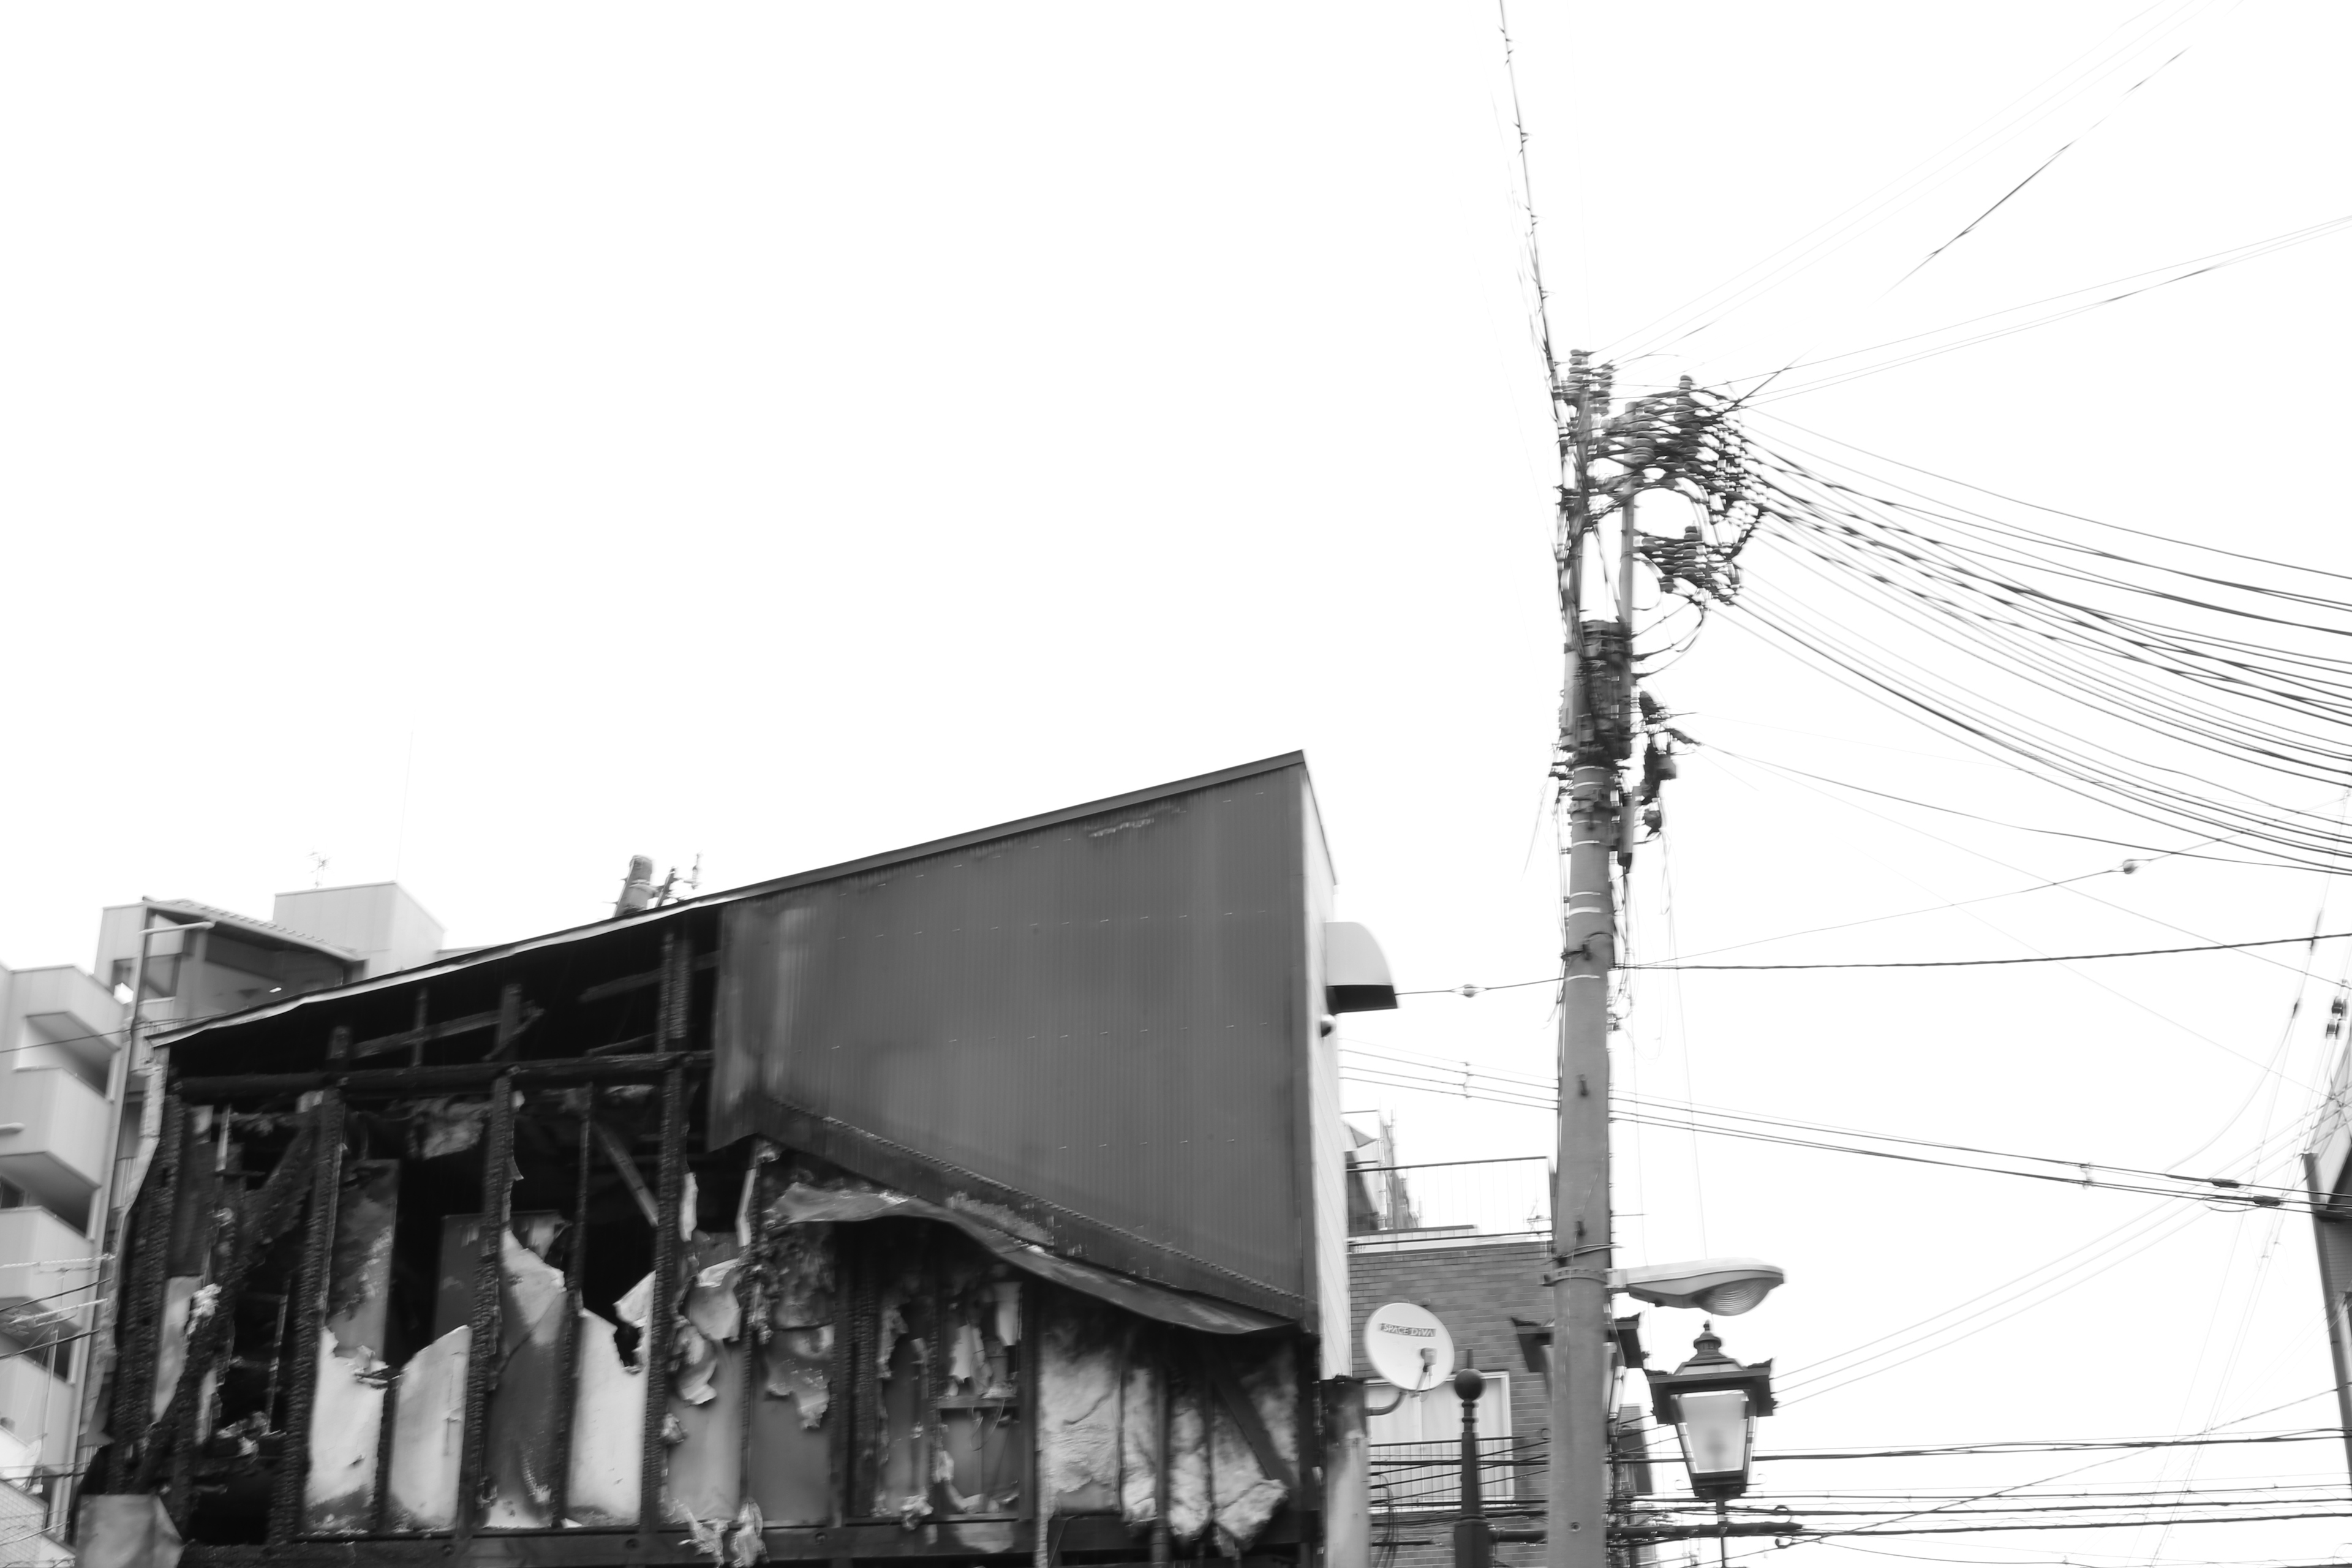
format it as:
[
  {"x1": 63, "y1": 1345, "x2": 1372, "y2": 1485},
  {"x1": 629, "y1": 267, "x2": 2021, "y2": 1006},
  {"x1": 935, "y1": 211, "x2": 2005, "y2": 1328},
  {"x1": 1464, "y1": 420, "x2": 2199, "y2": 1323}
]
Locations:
[
  {"x1": 145, "y1": 899, "x2": 364, "y2": 963},
  {"x1": 154, "y1": 751, "x2": 1313, "y2": 1049}
]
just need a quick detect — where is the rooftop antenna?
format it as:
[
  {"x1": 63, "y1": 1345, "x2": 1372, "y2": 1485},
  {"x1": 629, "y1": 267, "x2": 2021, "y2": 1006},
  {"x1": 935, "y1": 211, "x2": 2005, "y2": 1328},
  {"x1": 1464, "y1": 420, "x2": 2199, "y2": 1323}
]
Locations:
[
  {"x1": 651, "y1": 853, "x2": 705, "y2": 909},
  {"x1": 309, "y1": 852, "x2": 330, "y2": 889}
]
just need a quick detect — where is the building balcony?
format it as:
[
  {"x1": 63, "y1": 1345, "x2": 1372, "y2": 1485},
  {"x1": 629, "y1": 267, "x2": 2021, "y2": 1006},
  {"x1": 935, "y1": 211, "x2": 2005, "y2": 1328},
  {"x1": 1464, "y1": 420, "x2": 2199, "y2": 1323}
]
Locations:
[
  {"x1": 6, "y1": 968, "x2": 120, "y2": 1084},
  {"x1": 0, "y1": 1075, "x2": 107, "y2": 1230},
  {"x1": 0, "y1": 1351, "x2": 75, "y2": 1471},
  {"x1": 0, "y1": 1209, "x2": 92, "y2": 1315}
]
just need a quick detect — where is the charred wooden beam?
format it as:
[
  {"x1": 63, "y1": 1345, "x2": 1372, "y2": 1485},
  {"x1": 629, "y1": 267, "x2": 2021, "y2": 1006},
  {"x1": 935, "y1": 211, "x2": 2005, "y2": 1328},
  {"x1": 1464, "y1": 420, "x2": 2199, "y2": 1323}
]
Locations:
[
  {"x1": 455, "y1": 1070, "x2": 518, "y2": 1538},
  {"x1": 350, "y1": 995, "x2": 541, "y2": 1062},
  {"x1": 636, "y1": 1062, "x2": 685, "y2": 1534},
  {"x1": 575, "y1": 951, "x2": 715, "y2": 1005},
  {"x1": 586, "y1": 1034, "x2": 658, "y2": 1059},
  {"x1": 660, "y1": 935, "x2": 692, "y2": 1047},
  {"x1": 105, "y1": 1092, "x2": 184, "y2": 1486},
  {"x1": 487, "y1": 983, "x2": 529, "y2": 1062},
  {"x1": 548, "y1": 1086, "x2": 595, "y2": 1526},
  {"x1": 270, "y1": 1081, "x2": 348, "y2": 1539},
  {"x1": 176, "y1": 1052, "x2": 709, "y2": 1101},
  {"x1": 141, "y1": 1113, "x2": 324, "y2": 1499},
  {"x1": 590, "y1": 1119, "x2": 661, "y2": 1229}
]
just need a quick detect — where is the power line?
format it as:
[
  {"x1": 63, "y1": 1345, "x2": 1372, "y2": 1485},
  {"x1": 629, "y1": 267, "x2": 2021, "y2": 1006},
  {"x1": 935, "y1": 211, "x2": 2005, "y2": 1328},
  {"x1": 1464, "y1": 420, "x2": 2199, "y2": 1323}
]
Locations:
[
  {"x1": 1749, "y1": 410, "x2": 2352, "y2": 586},
  {"x1": 1601, "y1": 0, "x2": 2220, "y2": 364},
  {"x1": 1727, "y1": 214, "x2": 2352, "y2": 407},
  {"x1": 1339, "y1": 1064, "x2": 2314, "y2": 1213},
  {"x1": 1740, "y1": 214, "x2": 2352, "y2": 402},
  {"x1": 1635, "y1": 929, "x2": 2352, "y2": 971},
  {"x1": 1385, "y1": 925, "x2": 2352, "y2": 987}
]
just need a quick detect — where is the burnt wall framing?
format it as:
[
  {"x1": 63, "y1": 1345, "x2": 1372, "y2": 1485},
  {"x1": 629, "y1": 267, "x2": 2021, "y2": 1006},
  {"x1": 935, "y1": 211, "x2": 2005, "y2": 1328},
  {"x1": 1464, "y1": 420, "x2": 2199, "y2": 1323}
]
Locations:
[
  {"x1": 102, "y1": 908, "x2": 720, "y2": 1545},
  {"x1": 99, "y1": 911, "x2": 1322, "y2": 1568},
  {"x1": 113, "y1": 1059, "x2": 1320, "y2": 1568}
]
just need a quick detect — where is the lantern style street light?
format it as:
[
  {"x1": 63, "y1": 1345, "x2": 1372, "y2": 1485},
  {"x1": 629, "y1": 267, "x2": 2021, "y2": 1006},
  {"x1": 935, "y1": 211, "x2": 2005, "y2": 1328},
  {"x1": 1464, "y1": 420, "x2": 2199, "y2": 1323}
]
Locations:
[{"x1": 1643, "y1": 1325, "x2": 1776, "y2": 1503}]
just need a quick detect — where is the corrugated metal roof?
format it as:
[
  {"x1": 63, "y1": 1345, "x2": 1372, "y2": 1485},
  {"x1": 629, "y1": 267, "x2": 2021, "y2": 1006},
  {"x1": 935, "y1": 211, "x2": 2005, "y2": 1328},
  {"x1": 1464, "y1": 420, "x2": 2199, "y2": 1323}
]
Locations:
[
  {"x1": 153, "y1": 752, "x2": 1313, "y2": 1049},
  {"x1": 146, "y1": 898, "x2": 363, "y2": 962}
]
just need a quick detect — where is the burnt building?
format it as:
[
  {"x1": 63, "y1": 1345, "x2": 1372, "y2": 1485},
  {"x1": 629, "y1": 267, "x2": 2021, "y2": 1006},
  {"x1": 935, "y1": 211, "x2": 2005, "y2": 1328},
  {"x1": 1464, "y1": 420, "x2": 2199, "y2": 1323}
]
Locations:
[{"x1": 77, "y1": 756, "x2": 1396, "y2": 1568}]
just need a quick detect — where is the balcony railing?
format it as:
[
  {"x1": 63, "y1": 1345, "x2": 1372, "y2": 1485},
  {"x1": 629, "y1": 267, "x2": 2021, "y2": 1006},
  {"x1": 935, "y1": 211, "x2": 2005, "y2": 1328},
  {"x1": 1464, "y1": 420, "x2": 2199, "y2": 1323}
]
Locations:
[
  {"x1": 1368, "y1": 1434, "x2": 1543, "y2": 1510},
  {"x1": 1348, "y1": 1156, "x2": 1550, "y2": 1245}
]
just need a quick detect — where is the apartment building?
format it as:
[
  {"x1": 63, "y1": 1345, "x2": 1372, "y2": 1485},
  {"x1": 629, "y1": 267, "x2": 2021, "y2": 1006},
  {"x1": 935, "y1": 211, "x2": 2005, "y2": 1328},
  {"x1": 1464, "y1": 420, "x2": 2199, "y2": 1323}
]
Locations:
[{"x1": 0, "y1": 884, "x2": 443, "y2": 1560}]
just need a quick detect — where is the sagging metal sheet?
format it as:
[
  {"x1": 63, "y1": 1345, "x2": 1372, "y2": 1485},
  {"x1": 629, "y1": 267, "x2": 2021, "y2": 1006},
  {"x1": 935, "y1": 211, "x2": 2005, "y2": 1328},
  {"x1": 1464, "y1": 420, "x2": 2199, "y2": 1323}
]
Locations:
[
  {"x1": 483, "y1": 1232, "x2": 568, "y2": 1528},
  {"x1": 772, "y1": 1184, "x2": 1287, "y2": 1336},
  {"x1": 77, "y1": 1494, "x2": 183, "y2": 1568},
  {"x1": 566, "y1": 1306, "x2": 645, "y2": 1526},
  {"x1": 1036, "y1": 1294, "x2": 1299, "y2": 1552},
  {"x1": 712, "y1": 768, "x2": 1318, "y2": 1320},
  {"x1": 386, "y1": 1327, "x2": 469, "y2": 1531},
  {"x1": 304, "y1": 1159, "x2": 399, "y2": 1534}
]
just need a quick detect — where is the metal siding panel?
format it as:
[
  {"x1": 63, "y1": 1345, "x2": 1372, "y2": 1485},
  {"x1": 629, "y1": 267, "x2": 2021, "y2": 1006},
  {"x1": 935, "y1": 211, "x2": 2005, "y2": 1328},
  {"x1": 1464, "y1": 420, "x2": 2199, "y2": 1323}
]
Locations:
[
  {"x1": 714, "y1": 769, "x2": 1310, "y2": 1305},
  {"x1": 1300, "y1": 789, "x2": 1350, "y2": 1376}
]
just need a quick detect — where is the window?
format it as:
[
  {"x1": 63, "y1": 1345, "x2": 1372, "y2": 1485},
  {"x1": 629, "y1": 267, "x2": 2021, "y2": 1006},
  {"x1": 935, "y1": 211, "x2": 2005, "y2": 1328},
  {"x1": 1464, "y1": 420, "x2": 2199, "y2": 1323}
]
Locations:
[{"x1": 110, "y1": 956, "x2": 178, "y2": 1000}]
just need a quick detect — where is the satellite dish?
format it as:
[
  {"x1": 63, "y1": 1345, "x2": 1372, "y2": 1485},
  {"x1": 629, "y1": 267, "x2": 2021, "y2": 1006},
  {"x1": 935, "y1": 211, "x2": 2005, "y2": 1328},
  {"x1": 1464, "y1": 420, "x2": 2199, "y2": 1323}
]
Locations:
[{"x1": 1363, "y1": 1301, "x2": 1454, "y2": 1392}]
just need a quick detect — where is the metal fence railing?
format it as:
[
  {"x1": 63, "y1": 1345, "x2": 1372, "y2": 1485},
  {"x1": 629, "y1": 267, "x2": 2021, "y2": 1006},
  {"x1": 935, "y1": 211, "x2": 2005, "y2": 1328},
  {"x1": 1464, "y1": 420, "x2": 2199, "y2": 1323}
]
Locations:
[
  {"x1": 1368, "y1": 1434, "x2": 1545, "y2": 1510},
  {"x1": 1349, "y1": 1156, "x2": 1551, "y2": 1242}
]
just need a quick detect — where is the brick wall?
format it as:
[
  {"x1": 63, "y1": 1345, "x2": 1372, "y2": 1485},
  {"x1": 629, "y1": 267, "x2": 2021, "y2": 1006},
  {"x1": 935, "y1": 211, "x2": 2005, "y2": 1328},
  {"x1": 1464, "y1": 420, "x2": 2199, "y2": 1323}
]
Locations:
[{"x1": 1348, "y1": 1240, "x2": 1549, "y2": 1568}]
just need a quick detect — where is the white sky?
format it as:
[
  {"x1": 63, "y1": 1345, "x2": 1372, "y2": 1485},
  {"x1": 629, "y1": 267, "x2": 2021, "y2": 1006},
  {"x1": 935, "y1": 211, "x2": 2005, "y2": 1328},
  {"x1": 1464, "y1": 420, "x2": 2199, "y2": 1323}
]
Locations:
[{"x1": 5, "y1": 5, "x2": 2350, "y2": 1563}]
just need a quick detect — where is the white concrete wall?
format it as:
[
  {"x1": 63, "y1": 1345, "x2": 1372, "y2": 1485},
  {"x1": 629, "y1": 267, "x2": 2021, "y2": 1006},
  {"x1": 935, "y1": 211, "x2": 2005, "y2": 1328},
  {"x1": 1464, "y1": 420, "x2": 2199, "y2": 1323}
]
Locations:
[{"x1": 273, "y1": 883, "x2": 445, "y2": 978}]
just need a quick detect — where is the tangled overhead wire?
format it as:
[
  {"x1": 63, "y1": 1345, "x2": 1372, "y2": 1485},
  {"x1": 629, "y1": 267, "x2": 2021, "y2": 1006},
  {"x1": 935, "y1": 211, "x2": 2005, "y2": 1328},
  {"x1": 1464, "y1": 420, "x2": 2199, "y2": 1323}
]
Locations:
[
  {"x1": 1563, "y1": 358, "x2": 1766, "y2": 614},
  {"x1": 1567, "y1": 355, "x2": 2352, "y2": 875}
]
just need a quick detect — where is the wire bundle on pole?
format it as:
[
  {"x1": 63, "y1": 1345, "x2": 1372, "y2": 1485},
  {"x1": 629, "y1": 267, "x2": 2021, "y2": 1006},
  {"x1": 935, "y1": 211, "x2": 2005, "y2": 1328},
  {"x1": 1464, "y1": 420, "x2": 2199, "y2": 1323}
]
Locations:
[
  {"x1": 1543, "y1": 369, "x2": 2352, "y2": 878},
  {"x1": 1714, "y1": 422, "x2": 2352, "y2": 872}
]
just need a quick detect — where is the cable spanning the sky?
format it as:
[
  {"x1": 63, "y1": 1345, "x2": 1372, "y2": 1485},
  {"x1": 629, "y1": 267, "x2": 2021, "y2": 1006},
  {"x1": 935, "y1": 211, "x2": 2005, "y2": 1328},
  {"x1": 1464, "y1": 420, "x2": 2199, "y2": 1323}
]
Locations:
[
  {"x1": 1340, "y1": 1052, "x2": 2314, "y2": 1213},
  {"x1": 1585, "y1": 379, "x2": 2352, "y2": 878}
]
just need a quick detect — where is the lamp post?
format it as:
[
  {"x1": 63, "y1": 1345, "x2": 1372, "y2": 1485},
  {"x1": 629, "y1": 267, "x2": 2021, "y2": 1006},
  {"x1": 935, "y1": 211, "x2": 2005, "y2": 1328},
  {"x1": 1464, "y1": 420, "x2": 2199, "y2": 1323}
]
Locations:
[
  {"x1": 1453, "y1": 1368, "x2": 1492, "y2": 1568},
  {"x1": 1645, "y1": 1327, "x2": 1774, "y2": 1567}
]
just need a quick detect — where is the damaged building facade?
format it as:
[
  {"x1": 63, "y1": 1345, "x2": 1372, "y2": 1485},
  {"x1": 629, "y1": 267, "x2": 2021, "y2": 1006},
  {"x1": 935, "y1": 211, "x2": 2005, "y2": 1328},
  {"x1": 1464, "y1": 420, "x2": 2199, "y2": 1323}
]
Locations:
[{"x1": 80, "y1": 756, "x2": 1393, "y2": 1568}]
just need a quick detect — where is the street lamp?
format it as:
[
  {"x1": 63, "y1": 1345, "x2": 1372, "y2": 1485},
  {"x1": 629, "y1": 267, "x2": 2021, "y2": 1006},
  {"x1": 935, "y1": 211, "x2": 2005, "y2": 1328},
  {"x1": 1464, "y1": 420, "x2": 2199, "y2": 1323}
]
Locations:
[
  {"x1": 1452, "y1": 1368, "x2": 1492, "y2": 1568},
  {"x1": 1611, "y1": 1258, "x2": 1784, "y2": 1317},
  {"x1": 1643, "y1": 1325, "x2": 1775, "y2": 1504}
]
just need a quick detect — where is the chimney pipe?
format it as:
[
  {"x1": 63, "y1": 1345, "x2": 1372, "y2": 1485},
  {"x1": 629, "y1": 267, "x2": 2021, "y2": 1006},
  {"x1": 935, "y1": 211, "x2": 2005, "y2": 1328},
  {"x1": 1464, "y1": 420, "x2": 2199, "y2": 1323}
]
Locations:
[{"x1": 614, "y1": 855, "x2": 657, "y2": 918}]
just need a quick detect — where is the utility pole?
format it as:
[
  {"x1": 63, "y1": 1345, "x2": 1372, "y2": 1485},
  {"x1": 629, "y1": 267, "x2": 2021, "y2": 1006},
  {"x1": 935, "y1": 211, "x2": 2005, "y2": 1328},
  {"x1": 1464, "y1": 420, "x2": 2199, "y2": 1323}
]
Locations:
[
  {"x1": 1549, "y1": 351, "x2": 1621, "y2": 1568},
  {"x1": 2302, "y1": 1150, "x2": 2352, "y2": 1483}
]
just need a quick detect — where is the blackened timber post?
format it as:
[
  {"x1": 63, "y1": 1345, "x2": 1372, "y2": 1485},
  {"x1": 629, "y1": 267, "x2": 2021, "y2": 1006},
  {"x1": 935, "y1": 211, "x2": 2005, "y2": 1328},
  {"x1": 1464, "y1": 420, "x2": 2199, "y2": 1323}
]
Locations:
[
  {"x1": 830, "y1": 1245, "x2": 859, "y2": 1529},
  {"x1": 1149, "y1": 1329, "x2": 1171, "y2": 1568},
  {"x1": 638, "y1": 1061, "x2": 686, "y2": 1534},
  {"x1": 270, "y1": 1033, "x2": 350, "y2": 1541},
  {"x1": 457, "y1": 1069, "x2": 518, "y2": 1537},
  {"x1": 662, "y1": 930, "x2": 692, "y2": 1048},
  {"x1": 105, "y1": 1092, "x2": 184, "y2": 1488},
  {"x1": 492, "y1": 983, "x2": 524, "y2": 1061},
  {"x1": 548, "y1": 1084, "x2": 595, "y2": 1526},
  {"x1": 1030, "y1": 1284, "x2": 1048, "y2": 1568}
]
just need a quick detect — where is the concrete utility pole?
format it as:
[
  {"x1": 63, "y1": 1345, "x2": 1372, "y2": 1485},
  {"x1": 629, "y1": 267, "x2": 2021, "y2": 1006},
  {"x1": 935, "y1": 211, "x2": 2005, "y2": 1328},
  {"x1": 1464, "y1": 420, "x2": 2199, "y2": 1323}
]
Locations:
[
  {"x1": 2302, "y1": 1151, "x2": 2352, "y2": 1483},
  {"x1": 1549, "y1": 352, "x2": 1620, "y2": 1568}
]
